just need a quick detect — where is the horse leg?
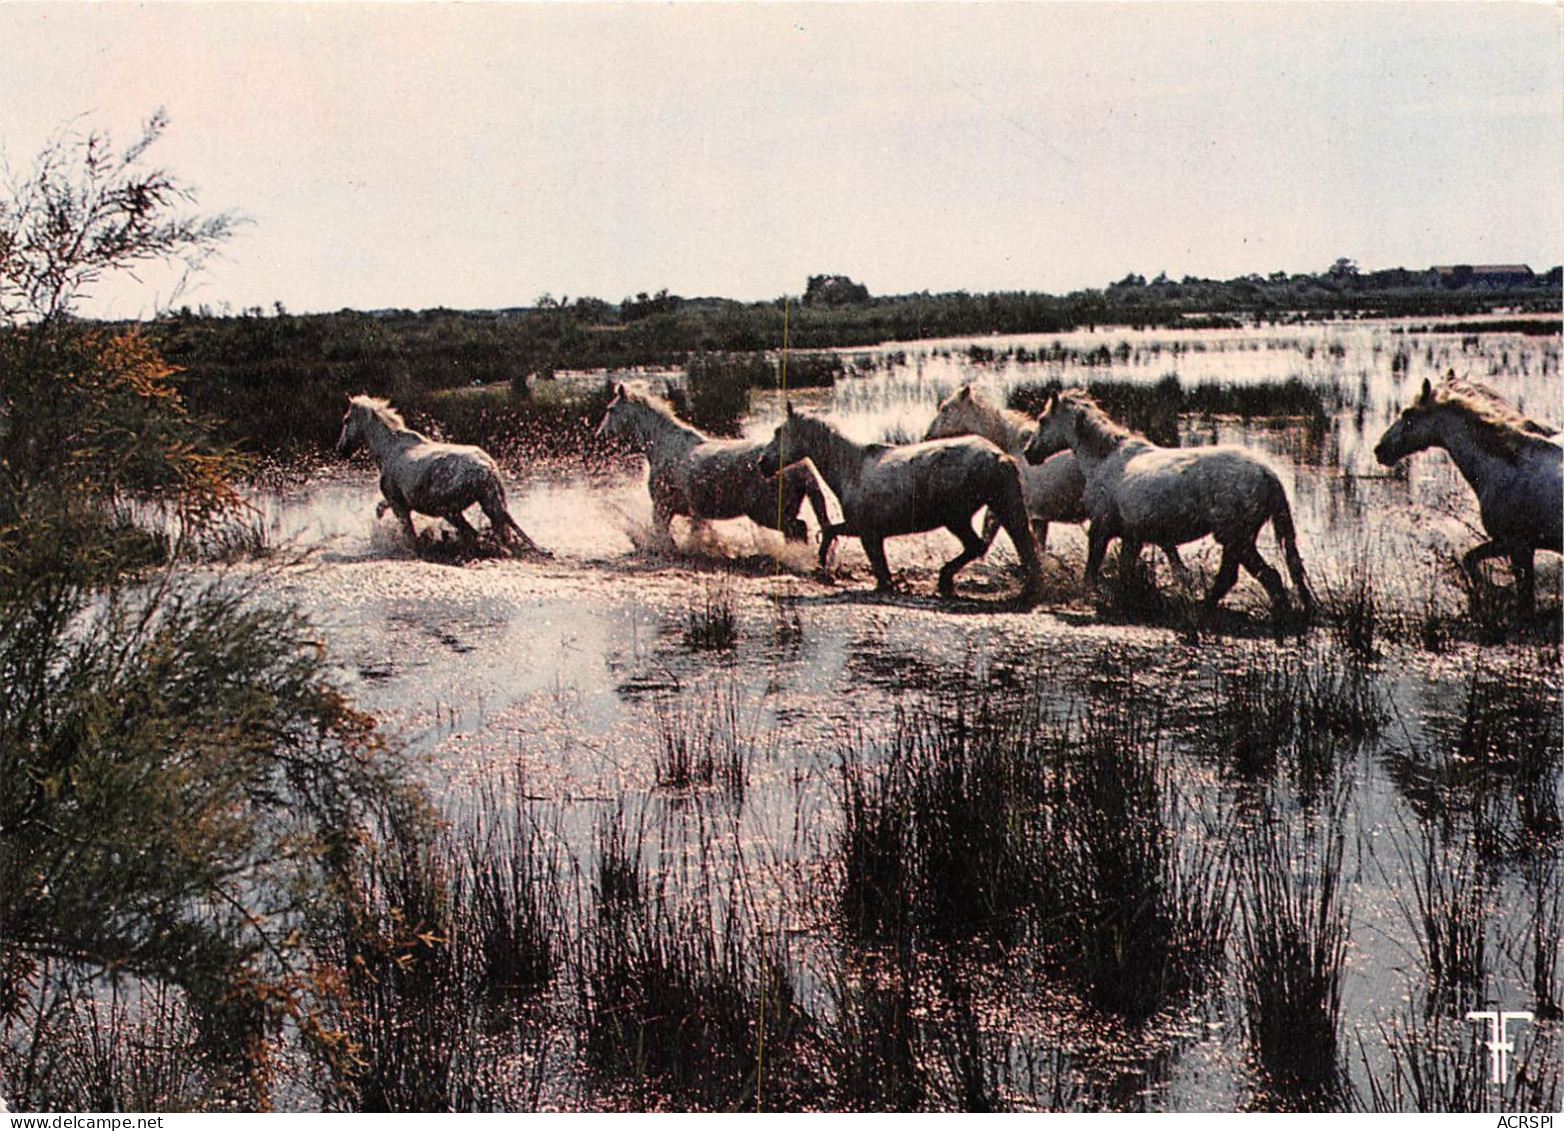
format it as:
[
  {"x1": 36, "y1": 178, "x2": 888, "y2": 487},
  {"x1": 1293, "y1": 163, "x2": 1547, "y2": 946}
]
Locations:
[
  {"x1": 1204, "y1": 544, "x2": 1243, "y2": 610},
  {"x1": 396, "y1": 508, "x2": 418, "y2": 545},
  {"x1": 1084, "y1": 525, "x2": 1112, "y2": 590},
  {"x1": 1461, "y1": 539, "x2": 1509, "y2": 598},
  {"x1": 797, "y1": 460, "x2": 833, "y2": 545},
  {"x1": 376, "y1": 472, "x2": 397, "y2": 522},
  {"x1": 776, "y1": 474, "x2": 809, "y2": 541},
  {"x1": 753, "y1": 471, "x2": 809, "y2": 541},
  {"x1": 447, "y1": 508, "x2": 482, "y2": 546},
  {"x1": 651, "y1": 499, "x2": 678, "y2": 552},
  {"x1": 994, "y1": 516, "x2": 1051, "y2": 579},
  {"x1": 1118, "y1": 536, "x2": 1146, "y2": 589},
  {"x1": 979, "y1": 507, "x2": 1000, "y2": 548},
  {"x1": 863, "y1": 537, "x2": 896, "y2": 592},
  {"x1": 989, "y1": 467, "x2": 1043, "y2": 603},
  {"x1": 1238, "y1": 542, "x2": 1291, "y2": 615},
  {"x1": 381, "y1": 485, "x2": 418, "y2": 546},
  {"x1": 937, "y1": 521, "x2": 989, "y2": 597},
  {"x1": 1161, "y1": 544, "x2": 1193, "y2": 588},
  {"x1": 817, "y1": 523, "x2": 839, "y2": 573},
  {"x1": 1510, "y1": 545, "x2": 1536, "y2": 615},
  {"x1": 981, "y1": 505, "x2": 1035, "y2": 581}
]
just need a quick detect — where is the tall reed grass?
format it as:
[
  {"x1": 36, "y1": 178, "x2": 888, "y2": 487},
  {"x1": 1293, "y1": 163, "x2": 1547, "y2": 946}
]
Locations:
[
  {"x1": 1235, "y1": 800, "x2": 1350, "y2": 1109},
  {"x1": 579, "y1": 808, "x2": 816, "y2": 1109},
  {"x1": 1047, "y1": 703, "x2": 1233, "y2": 1018}
]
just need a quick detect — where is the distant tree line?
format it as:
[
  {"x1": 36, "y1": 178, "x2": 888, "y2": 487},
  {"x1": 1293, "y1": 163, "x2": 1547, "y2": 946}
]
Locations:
[{"x1": 131, "y1": 261, "x2": 1561, "y2": 454}]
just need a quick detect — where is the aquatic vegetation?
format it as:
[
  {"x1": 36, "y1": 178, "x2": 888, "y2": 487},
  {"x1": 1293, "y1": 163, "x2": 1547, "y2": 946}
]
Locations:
[
  {"x1": 1236, "y1": 800, "x2": 1351, "y2": 1109},
  {"x1": 682, "y1": 578, "x2": 739, "y2": 651},
  {"x1": 1047, "y1": 702, "x2": 1233, "y2": 1018},
  {"x1": 579, "y1": 808, "x2": 816, "y2": 1110},
  {"x1": 1398, "y1": 821, "x2": 1492, "y2": 1015},
  {"x1": 837, "y1": 691, "x2": 1052, "y2": 947},
  {"x1": 651, "y1": 678, "x2": 754, "y2": 801}
]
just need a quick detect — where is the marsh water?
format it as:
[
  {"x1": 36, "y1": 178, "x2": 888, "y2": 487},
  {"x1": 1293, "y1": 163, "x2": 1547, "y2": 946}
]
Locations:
[{"x1": 252, "y1": 318, "x2": 1560, "y2": 1110}]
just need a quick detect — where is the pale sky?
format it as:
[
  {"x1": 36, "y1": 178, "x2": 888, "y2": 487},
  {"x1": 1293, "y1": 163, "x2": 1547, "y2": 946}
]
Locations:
[{"x1": 2, "y1": 2, "x2": 1560, "y2": 318}]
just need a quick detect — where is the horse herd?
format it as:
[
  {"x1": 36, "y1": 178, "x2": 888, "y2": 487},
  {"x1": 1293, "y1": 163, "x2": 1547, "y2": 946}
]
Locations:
[{"x1": 335, "y1": 372, "x2": 1564, "y2": 619}]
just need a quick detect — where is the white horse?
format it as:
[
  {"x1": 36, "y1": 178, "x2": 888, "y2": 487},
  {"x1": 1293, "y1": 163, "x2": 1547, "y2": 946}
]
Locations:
[
  {"x1": 1024, "y1": 388, "x2": 1311, "y2": 615},
  {"x1": 1375, "y1": 375, "x2": 1562, "y2": 614},
  {"x1": 595, "y1": 384, "x2": 831, "y2": 549},
  {"x1": 758, "y1": 403, "x2": 1043, "y2": 603},
  {"x1": 924, "y1": 383, "x2": 1087, "y2": 554},
  {"x1": 335, "y1": 395, "x2": 548, "y2": 556}
]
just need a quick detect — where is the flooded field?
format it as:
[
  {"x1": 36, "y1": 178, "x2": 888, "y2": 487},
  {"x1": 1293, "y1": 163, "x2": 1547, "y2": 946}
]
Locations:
[{"x1": 251, "y1": 319, "x2": 1559, "y2": 1110}]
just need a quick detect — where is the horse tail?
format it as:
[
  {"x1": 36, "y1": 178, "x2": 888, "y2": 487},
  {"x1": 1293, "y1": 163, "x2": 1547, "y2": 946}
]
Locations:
[
  {"x1": 992, "y1": 455, "x2": 1044, "y2": 605},
  {"x1": 1269, "y1": 483, "x2": 1312, "y2": 613},
  {"x1": 484, "y1": 479, "x2": 552, "y2": 559},
  {"x1": 500, "y1": 510, "x2": 551, "y2": 558}
]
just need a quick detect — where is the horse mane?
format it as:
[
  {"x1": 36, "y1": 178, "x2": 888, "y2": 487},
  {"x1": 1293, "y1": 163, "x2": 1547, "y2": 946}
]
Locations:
[
  {"x1": 1429, "y1": 378, "x2": 1560, "y2": 461},
  {"x1": 788, "y1": 407, "x2": 871, "y2": 457},
  {"x1": 789, "y1": 408, "x2": 838, "y2": 442},
  {"x1": 1057, "y1": 388, "x2": 1136, "y2": 458},
  {"x1": 953, "y1": 385, "x2": 1035, "y2": 435},
  {"x1": 350, "y1": 394, "x2": 410, "y2": 432},
  {"x1": 617, "y1": 384, "x2": 707, "y2": 437}
]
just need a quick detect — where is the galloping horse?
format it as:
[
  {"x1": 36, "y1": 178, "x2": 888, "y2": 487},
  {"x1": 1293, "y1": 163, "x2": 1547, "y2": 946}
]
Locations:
[
  {"x1": 1024, "y1": 388, "x2": 1311, "y2": 616},
  {"x1": 1374, "y1": 375, "x2": 1562, "y2": 614},
  {"x1": 335, "y1": 395, "x2": 548, "y2": 557},
  {"x1": 924, "y1": 383, "x2": 1086, "y2": 553},
  {"x1": 595, "y1": 384, "x2": 831, "y2": 549},
  {"x1": 759, "y1": 403, "x2": 1043, "y2": 603}
]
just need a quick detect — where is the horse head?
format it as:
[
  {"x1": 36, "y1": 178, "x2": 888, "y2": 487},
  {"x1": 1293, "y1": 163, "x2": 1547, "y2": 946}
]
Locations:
[
  {"x1": 336, "y1": 397, "x2": 366, "y2": 455},
  {"x1": 757, "y1": 402, "x2": 806, "y2": 477},
  {"x1": 1373, "y1": 377, "x2": 1438, "y2": 466},
  {"x1": 594, "y1": 383, "x2": 629, "y2": 440},
  {"x1": 923, "y1": 384, "x2": 978, "y2": 441},
  {"x1": 1024, "y1": 391, "x2": 1075, "y2": 464}
]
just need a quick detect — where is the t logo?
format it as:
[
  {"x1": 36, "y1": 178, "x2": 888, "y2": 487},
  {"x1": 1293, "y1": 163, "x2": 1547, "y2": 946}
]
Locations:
[{"x1": 1466, "y1": 1010, "x2": 1534, "y2": 1085}]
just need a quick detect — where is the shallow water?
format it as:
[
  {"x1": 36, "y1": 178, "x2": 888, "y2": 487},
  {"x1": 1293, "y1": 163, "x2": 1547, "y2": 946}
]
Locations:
[{"x1": 252, "y1": 319, "x2": 1560, "y2": 1110}]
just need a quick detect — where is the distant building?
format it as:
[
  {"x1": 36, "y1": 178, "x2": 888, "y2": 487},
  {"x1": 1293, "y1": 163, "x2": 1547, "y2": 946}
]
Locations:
[{"x1": 1428, "y1": 264, "x2": 1536, "y2": 289}]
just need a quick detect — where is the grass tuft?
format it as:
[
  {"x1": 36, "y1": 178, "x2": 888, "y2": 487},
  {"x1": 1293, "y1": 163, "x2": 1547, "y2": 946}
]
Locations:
[
  {"x1": 683, "y1": 579, "x2": 739, "y2": 651},
  {"x1": 1235, "y1": 802, "x2": 1350, "y2": 1110}
]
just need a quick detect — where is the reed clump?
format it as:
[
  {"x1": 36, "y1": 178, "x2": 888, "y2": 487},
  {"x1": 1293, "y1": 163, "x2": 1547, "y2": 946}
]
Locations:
[
  {"x1": 651, "y1": 679, "x2": 753, "y2": 801},
  {"x1": 1046, "y1": 703, "x2": 1233, "y2": 1019},
  {"x1": 682, "y1": 580, "x2": 739, "y2": 651},
  {"x1": 1235, "y1": 805, "x2": 1350, "y2": 1110},
  {"x1": 1407, "y1": 655, "x2": 1564, "y2": 858},
  {"x1": 1010, "y1": 374, "x2": 1330, "y2": 449},
  {"x1": 837, "y1": 681, "x2": 1231, "y2": 1022},
  {"x1": 1396, "y1": 821, "x2": 1490, "y2": 1016},
  {"x1": 1185, "y1": 643, "x2": 1384, "y2": 799},
  {"x1": 579, "y1": 812, "x2": 816, "y2": 1109},
  {"x1": 837, "y1": 695, "x2": 1052, "y2": 948}
]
